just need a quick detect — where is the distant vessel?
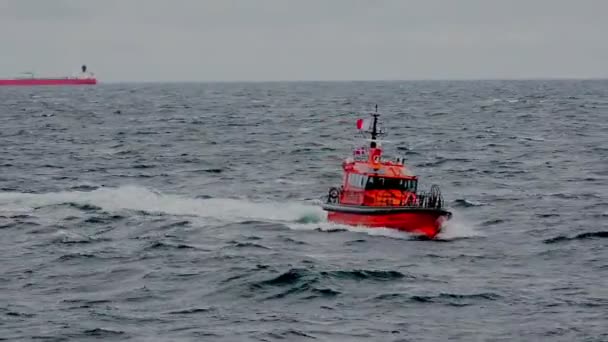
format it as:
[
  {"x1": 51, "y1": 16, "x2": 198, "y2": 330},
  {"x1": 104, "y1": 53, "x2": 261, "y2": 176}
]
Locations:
[{"x1": 0, "y1": 65, "x2": 97, "y2": 86}]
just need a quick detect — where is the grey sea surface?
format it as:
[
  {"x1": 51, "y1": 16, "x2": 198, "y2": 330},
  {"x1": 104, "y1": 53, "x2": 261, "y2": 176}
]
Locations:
[{"x1": 1, "y1": 80, "x2": 606, "y2": 341}]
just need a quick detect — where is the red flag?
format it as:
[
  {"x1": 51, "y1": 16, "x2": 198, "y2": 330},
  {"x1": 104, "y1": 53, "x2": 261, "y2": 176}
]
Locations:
[{"x1": 356, "y1": 118, "x2": 371, "y2": 130}]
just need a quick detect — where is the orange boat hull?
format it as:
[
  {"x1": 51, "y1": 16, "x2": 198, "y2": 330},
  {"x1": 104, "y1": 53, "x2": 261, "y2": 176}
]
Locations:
[{"x1": 324, "y1": 206, "x2": 450, "y2": 238}]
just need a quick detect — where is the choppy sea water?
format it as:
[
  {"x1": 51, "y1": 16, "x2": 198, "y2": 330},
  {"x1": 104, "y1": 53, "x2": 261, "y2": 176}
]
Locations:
[{"x1": 0, "y1": 80, "x2": 606, "y2": 341}]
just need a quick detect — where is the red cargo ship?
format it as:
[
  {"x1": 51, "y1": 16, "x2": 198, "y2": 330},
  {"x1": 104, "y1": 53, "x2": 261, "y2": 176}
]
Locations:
[
  {"x1": 0, "y1": 65, "x2": 97, "y2": 86},
  {"x1": 320, "y1": 107, "x2": 452, "y2": 239}
]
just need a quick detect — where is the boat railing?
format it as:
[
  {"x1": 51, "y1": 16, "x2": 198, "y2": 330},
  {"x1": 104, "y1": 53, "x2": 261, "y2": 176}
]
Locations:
[
  {"x1": 325, "y1": 185, "x2": 445, "y2": 209},
  {"x1": 413, "y1": 188, "x2": 445, "y2": 209}
]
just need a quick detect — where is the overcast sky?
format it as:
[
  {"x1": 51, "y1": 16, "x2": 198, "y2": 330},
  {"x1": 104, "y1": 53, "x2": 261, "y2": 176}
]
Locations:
[{"x1": 1, "y1": 0, "x2": 606, "y2": 82}]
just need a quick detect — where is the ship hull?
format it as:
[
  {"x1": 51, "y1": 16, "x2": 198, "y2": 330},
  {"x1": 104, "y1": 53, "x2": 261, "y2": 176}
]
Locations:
[
  {"x1": 321, "y1": 204, "x2": 451, "y2": 239},
  {"x1": 0, "y1": 78, "x2": 97, "y2": 86}
]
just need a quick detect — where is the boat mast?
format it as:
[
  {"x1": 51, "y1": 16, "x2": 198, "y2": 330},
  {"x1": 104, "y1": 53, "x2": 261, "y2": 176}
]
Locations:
[{"x1": 370, "y1": 104, "x2": 379, "y2": 148}]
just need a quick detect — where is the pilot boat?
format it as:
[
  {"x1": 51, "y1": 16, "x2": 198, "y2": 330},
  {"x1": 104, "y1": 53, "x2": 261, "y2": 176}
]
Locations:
[{"x1": 320, "y1": 108, "x2": 452, "y2": 239}]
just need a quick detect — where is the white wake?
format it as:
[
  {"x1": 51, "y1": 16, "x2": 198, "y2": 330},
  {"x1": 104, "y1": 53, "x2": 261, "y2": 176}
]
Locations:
[{"x1": 0, "y1": 185, "x2": 481, "y2": 240}]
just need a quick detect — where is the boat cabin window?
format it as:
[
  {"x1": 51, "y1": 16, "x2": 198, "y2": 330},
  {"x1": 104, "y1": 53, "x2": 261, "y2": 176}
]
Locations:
[
  {"x1": 347, "y1": 174, "x2": 367, "y2": 188},
  {"x1": 365, "y1": 176, "x2": 417, "y2": 192}
]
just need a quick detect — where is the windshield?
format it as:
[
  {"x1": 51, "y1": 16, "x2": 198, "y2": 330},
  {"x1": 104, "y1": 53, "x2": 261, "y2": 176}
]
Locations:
[{"x1": 365, "y1": 176, "x2": 417, "y2": 192}]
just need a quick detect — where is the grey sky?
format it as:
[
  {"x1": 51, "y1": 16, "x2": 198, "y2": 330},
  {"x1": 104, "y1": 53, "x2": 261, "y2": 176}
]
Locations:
[{"x1": 1, "y1": 0, "x2": 606, "y2": 82}]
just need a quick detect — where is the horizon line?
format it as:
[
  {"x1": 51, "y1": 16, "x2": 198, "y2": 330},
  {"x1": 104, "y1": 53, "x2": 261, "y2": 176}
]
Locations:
[{"x1": 94, "y1": 76, "x2": 608, "y2": 84}]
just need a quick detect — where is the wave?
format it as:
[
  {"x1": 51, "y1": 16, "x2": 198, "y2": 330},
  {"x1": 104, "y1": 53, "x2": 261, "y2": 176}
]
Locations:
[
  {"x1": 417, "y1": 157, "x2": 471, "y2": 168},
  {"x1": 51, "y1": 229, "x2": 110, "y2": 244},
  {"x1": 257, "y1": 268, "x2": 409, "y2": 287},
  {"x1": 373, "y1": 292, "x2": 501, "y2": 306},
  {"x1": 246, "y1": 267, "x2": 408, "y2": 300},
  {"x1": 544, "y1": 231, "x2": 608, "y2": 244},
  {"x1": 410, "y1": 292, "x2": 501, "y2": 306},
  {"x1": 167, "y1": 307, "x2": 215, "y2": 315},
  {"x1": 57, "y1": 253, "x2": 98, "y2": 262},
  {"x1": 224, "y1": 241, "x2": 271, "y2": 250},
  {"x1": 452, "y1": 199, "x2": 485, "y2": 208},
  {"x1": 143, "y1": 241, "x2": 198, "y2": 251},
  {"x1": 322, "y1": 269, "x2": 408, "y2": 281},
  {"x1": 82, "y1": 328, "x2": 125, "y2": 337}
]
